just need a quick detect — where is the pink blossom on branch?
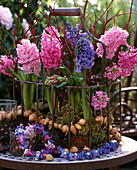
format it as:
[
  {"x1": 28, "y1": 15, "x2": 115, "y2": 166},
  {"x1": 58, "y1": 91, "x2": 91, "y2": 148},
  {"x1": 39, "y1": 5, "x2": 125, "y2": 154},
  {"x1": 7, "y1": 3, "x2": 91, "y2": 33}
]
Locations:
[
  {"x1": 103, "y1": 46, "x2": 137, "y2": 80},
  {"x1": 41, "y1": 26, "x2": 62, "y2": 76},
  {"x1": 118, "y1": 46, "x2": 137, "y2": 78},
  {"x1": 21, "y1": 18, "x2": 31, "y2": 38},
  {"x1": 96, "y1": 26, "x2": 129, "y2": 59},
  {"x1": 103, "y1": 64, "x2": 121, "y2": 80},
  {"x1": 16, "y1": 39, "x2": 40, "y2": 75},
  {"x1": 0, "y1": 55, "x2": 13, "y2": 76},
  {"x1": 0, "y1": 5, "x2": 14, "y2": 30},
  {"x1": 91, "y1": 91, "x2": 109, "y2": 111}
]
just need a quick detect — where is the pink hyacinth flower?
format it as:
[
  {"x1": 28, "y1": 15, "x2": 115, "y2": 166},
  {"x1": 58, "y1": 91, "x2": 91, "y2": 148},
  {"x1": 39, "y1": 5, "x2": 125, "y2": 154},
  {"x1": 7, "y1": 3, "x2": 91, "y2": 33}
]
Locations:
[
  {"x1": 118, "y1": 46, "x2": 137, "y2": 78},
  {"x1": 91, "y1": 91, "x2": 109, "y2": 111},
  {"x1": 16, "y1": 39, "x2": 40, "y2": 75},
  {"x1": 41, "y1": 26, "x2": 62, "y2": 77},
  {"x1": 103, "y1": 64, "x2": 122, "y2": 80},
  {"x1": 96, "y1": 26, "x2": 129, "y2": 59},
  {"x1": 0, "y1": 55, "x2": 14, "y2": 76}
]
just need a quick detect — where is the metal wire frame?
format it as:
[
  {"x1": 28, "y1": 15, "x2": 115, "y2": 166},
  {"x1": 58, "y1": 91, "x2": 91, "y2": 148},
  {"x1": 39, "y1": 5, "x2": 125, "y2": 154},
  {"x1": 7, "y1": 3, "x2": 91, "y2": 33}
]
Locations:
[{"x1": 13, "y1": 78, "x2": 121, "y2": 148}]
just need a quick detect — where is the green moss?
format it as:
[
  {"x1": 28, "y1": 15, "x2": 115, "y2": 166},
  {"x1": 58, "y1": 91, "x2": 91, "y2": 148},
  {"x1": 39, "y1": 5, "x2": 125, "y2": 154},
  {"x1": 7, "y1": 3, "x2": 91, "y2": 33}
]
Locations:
[
  {"x1": 56, "y1": 104, "x2": 83, "y2": 125},
  {"x1": 46, "y1": 105, "x2": 112, "y2": 149}
]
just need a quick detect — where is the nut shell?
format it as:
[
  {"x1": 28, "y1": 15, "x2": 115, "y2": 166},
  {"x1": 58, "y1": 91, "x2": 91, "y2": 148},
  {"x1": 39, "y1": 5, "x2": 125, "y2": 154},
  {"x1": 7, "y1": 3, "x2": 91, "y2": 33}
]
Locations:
[
  {"x1": 70, "y1": 124, "x2": 77, "y2": 135},
  {"x1": 54, "y1": 123, "x2": 58, "y2": 129},
  {"x1": 75, "y1": 123, "x2": 82, "y2": 130},
  {"x1": 17, "y1": 105, "x2": 22, "y2": 110},
  {"x1": 78, "y1": 119, "x2": 86, "y2": 126},
  {"x1": 49, "y1": 120, "x2": 53, "y2": 126},
  {"x1": 110, "y1": 128, "x2": 118, "y2": 135},
  {"x1": 1, "y1": 111, "x2": 7, "y2": 119},
  {"x1": 61, "y1": 125, "x2": 69, "y2": 133},
  {"x1": 10, "y1": 111, "x2": 16, "y2": 118},
  {"x1": 29, "y1": 114, "x2": 36, "y2": 122},
  {"x1": 58, "y1": 124, "x2": 62, "y2": 129},
  {"x1": 17, "y1": 109, "x2": 22, "y2": 116},
  {"x1": 63, "y1": 148, "x2": 69, "y2": 152},
  {"x1": 114, "y1": 132, "x2": 121, "y2": 141},
  {"x1": 44, "y1": 118, "x2": 50, "y2": 125},
  {"x1": 6, "y1": 113, "x2": 11, "y2": 120},
  {"x1": 70, "y1": 146, "x2": 78, "y2": 153},
  {"x1": 45, "y1": 154, "x2": 54, "y2": 161},
  {"x1": 39, "y1": 119, "x2": 44, "y2": 125},
  {"x1": 23, "y1": 110, "x2": 32, "y2": 117},
  {"x1": 38, "y1": 115, "x2": 43, "y2": 122},
  {"x1": 95, "y1": 114, "x2": 104, "y2": 125},
  {"x1": 83, "y1": 146, "x2": 90, "y2": 151},
  {"x1": 109, "y1": 125, "x2": 113, "y2": 131}
]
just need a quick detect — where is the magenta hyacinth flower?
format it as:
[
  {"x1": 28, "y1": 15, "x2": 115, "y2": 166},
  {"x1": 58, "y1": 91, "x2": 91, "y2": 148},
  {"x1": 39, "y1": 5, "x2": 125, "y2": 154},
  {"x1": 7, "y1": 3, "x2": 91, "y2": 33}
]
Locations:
[{"x1": 41, "y1": 26, "x2": 62, "y2": 76}]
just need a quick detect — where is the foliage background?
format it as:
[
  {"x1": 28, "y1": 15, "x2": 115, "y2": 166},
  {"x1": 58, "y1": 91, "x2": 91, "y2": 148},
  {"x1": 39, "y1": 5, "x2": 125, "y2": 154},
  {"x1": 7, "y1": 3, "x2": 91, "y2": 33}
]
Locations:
[{"x1": 0, "y1": 0, "x2": 137, "y2": 99}]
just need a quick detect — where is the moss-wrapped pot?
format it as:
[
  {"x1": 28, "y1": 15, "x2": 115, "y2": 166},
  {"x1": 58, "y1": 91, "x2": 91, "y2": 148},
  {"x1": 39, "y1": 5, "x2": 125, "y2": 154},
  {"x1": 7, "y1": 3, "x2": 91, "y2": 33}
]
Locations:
[{"x1": 9, "y1": 131, "x2": 36, "y2": 156}]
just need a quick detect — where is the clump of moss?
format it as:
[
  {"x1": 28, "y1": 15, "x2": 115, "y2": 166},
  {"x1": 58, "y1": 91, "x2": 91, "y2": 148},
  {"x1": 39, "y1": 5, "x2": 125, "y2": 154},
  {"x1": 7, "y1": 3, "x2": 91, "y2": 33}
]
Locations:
[
  {"x1": 53, "y1": 129, "x2": 69, "y2": 148},
  {"x1": 91, "y1": 130, "x2": 107, "y2": 148},
  {"x1": 56, "y1": 104, "x2": 83, "y2": 125}
]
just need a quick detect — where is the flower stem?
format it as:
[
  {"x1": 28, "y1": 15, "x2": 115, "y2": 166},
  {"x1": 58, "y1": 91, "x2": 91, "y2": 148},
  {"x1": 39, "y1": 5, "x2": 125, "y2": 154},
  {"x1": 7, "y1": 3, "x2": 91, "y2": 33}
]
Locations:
[
  {"x1": 81, "y1": 69, "x2": 93, "y2": 120},
  {"x1": 23, "y1": 74, "x2": 37, "y2": 110}
]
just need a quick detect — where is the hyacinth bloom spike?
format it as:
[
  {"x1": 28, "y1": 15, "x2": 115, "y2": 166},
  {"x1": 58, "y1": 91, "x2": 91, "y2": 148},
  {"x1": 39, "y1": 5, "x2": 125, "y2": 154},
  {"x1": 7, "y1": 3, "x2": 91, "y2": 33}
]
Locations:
[
  {"x1": 91, "y1": 91, "x2": 109, "y2": 111},
  {"x1": 103, "y1": 45, "x2": 137, "y2": 80},
  {"x1": 75, "y1": 37, "x2": 95, "y2": 72},
  {"x1": 17, "y1": 138, "x2": 23, "y2": 145},
  {"x1": 66, "y1": 23, "x2": 89, "y2": 49},
  {"x1": 41, "y1": 26, "x2": 62, "y2": 76},
  {"x1": 23, "y1": 138, "x2": 28, "y2": 149},
  {"x1": 16, "y1": 39, "x2": 40, "y2": 75},
  {"x1": 96, "y1": 26, "x2": 129, "y2": 59},
  {"x1": 92, "y1": 150, "x2": 99, "y2": 157}
]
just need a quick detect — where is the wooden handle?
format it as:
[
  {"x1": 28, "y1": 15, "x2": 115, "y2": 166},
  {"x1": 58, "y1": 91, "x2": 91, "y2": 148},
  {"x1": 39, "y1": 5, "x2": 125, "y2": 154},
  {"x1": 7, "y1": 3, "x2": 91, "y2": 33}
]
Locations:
[{"x1": 50, "y1": 8, "x2": 81, "y2": 16}]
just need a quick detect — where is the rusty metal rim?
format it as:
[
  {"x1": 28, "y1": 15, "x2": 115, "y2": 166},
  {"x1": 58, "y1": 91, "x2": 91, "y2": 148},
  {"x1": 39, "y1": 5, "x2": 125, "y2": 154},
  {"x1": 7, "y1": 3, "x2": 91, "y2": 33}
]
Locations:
[{"x1": 14, "y1": 78, "x2": 120, "y2": 89}]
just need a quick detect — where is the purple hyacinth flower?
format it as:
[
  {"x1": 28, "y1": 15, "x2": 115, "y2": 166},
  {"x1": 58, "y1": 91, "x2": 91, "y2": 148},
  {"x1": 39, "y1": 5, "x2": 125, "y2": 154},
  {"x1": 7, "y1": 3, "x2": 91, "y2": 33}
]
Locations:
[
  {"x1": 66, "y1": 23, "x2": 91, "y2": 49},
  {"x1": 110, "y1": 141, "x2": 118, "y2": 151},
  {"x1": 102, "y1": 148, "x2": 110, "y2": 154},
  {"x1": 85, "y1": 151, "x2": 92, "y2": 159},
  {"x1": 92, "y1": 150, "x2": 99, "y2": 157},
  {"x1": 68, "y1": 152, "x2": 77, "y2": 160},
  {"x1": 97, "y1": 147, "x2": 103, "y2": 155},
  {"x1": 76, "y1": 153, "x2": 83, "y2": 160},
  {"x1": 103, "y1": 143, "x2": 111, "y2": 149},
  {"x1": 60, "y1": 151, "x2": 69, "y2": 159},
  {"x1": 57, "y1": 145, "x2": 62, "y2": 152},
  {"x1": 75, "y1": 37, "x2": 95, "y2": 72},
  {"x1": 66, "y1": 22, "x2": 72, "y2": 31},
  {"x1": 80, "y1": 150, "x2": 86, "y2": 159}
]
